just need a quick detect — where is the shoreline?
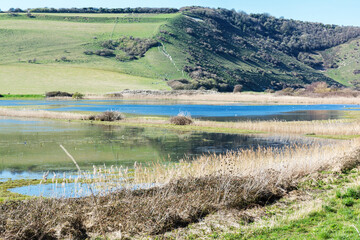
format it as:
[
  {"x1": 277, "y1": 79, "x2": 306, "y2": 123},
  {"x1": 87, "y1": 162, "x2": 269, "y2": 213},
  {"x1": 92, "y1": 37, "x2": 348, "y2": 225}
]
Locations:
[
  {"x1": 1, "y1": 108, "x2": 360, "y2": 139},
  {"x1": 1, "y1": 91, "x2": 360, "y2": 105}
]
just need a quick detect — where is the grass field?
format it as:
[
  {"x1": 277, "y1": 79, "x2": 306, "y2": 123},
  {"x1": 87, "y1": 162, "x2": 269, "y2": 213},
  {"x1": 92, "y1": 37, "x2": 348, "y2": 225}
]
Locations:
[
  {"x1": 324, "y1": 38, "x2": 360, "y2": 86},
  {"x1": 0, "y1": 13, "x2": 181, "y2": 94},
  {"x1": 0, "y1": 64, "x2": 169, "y2": 94}
]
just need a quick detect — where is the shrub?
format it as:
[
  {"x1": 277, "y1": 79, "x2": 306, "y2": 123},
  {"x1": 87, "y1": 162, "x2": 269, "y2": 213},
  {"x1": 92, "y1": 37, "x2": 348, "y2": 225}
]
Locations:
[
  {"x1": 88, "y1": 111, "x2": 124, "y2": 121},
  {"x1": 0, "y1": 94, "x2": 3, "y2": 98},
  {"x1": 105, "y1": 93, "x2": 123, "y2": 98},
  {"x1": 233, "y1": 84, "x2": 243, "y2": 93},
  {"x1": 45, "y1": 91, "x2": 72, "y2": 98},
  {"x1": 83, "y1": 50, "x2": 94, "y2": 55},
  {"x1": 72, "y1": 92, "x2": 84, "y2": 99},
  {"x1": 170, "y1": 115, "x2": 193, "y2": 125},
  {"x1": 95, "y1": 49, "x2": 115, "y2": 57},
  {"x1": 167, "y1": 79, "x2": 193, "y2": 90},
  {"x1": 264, "y1": 89, "x2": 275, "y2": 93},
  {"x1": 60, "y1": 56, "x2": 69, "y2": 61}
]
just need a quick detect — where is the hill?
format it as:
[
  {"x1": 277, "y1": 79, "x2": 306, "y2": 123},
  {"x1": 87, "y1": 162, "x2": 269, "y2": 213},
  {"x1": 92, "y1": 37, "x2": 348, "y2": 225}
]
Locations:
[{"x1": 1, "y1": 7, "x2": 360, "y2": 94}]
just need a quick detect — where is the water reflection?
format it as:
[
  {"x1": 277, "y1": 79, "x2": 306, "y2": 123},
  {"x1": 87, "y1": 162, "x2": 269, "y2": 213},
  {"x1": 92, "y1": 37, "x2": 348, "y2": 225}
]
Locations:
[
  {"x1": 0, "y1": 100, "x2": 359, "y2": 121},
  {"x1": 0, "y1": 117, "x2": 324, "y2": 180}
]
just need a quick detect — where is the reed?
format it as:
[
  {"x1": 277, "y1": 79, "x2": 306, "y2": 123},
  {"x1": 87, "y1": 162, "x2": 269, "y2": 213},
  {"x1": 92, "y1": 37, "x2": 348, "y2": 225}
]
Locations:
[
  {"x1": 0, "y1": 108, "x2": 86, "y2": 120},
  {"x1": 121, "y1": 92, "x2": 360, "y2": 105},
  {"x1": 1, "y1": 139, "x2": 360, "y2": 238},
  {"x1": 134, "y1": 138, "x2": 360, "y2": 184},
  {"x1": 194, "y1": 119, "x2": 360, "y2": 136}
]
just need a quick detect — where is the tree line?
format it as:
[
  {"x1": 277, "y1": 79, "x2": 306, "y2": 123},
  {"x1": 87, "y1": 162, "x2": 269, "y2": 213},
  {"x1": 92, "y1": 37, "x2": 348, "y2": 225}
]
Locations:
[{"x1": 5, "y1": 7, "x2": 178, "y2": 14}]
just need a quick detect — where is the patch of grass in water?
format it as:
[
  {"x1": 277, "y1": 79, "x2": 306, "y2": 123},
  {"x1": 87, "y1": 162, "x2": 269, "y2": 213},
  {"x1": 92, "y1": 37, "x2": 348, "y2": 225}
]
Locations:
[
  {"x1": 0, "y1": 94, "x2": 45, "y2": 99},
  {"x1": 0, "y1": 179, "x2": 41, "y2": 202}
]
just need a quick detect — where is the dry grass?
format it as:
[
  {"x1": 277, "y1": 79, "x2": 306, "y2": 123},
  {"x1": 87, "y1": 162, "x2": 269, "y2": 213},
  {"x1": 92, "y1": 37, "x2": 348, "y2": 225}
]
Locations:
[
  {"x1": 1, "y1": 139, "x2": 360, "y2": 239},
  {"x1": 134, "y1": 139, "x2": 360, "y2": 185},
  {"x1": 88, "y1": 111, "x2": 125, "y2": 121},
  {"x1": 170, "y1": 115, "x2": 193, "y2": 125},
  {"x1": 0, "y1": 108, "x2": 87, "y2": 120},
  {"x1": 120, "y1": 92, "x2": 360, "y2": 105},
  {"x1": 195, "y1": 119, "x2": 360, "y2": 136}
]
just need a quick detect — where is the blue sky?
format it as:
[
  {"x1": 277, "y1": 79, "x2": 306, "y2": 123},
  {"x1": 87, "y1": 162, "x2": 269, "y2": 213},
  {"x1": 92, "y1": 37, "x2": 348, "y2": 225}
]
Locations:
[{"x1": 1, "y1": 0, "x2": 359, "y2": 26}]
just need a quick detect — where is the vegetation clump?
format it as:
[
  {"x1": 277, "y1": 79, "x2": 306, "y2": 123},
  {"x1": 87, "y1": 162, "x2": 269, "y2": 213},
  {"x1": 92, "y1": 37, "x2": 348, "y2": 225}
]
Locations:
[
  {"x1": 45, "y1": 91, "x2": 72, "y2": 98},
  {"x1": 72, "y1": 92, "x2": 84, "y2": 99},
  {"x1": 88, "y1": 111, "x2": 125, "y2": 121},
  {"x1": 170, "y1": 115, "x2": 193, "y2": 125},
  {"x1": 86, "y1": 37, "x2": 159, "y2": 61},
  {"x1": 275, "y1": 81, "x2": 360, "y2": 97},
  {"x1": 233, "y1": 84, "x2": 243, "y2": 93}
]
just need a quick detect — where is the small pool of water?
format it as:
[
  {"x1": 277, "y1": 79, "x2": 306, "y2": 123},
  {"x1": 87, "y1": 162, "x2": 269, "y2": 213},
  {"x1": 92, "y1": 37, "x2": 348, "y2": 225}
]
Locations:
[{"x1": 9, "y1": 182, "x2": 157, "y2": 198}]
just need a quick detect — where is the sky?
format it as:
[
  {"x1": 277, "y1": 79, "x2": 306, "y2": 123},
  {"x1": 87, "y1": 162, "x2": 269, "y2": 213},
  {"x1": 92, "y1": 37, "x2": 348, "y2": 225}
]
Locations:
[{"x1": 1, "y1": 0, "x2": 359, "y2": 26}]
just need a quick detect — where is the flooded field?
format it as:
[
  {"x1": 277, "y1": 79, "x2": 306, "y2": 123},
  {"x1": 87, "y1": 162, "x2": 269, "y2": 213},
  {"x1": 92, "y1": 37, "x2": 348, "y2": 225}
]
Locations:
[
  {"x1": 0, "y1": 99, "x2": 356, "y2": 197},
  {"x1": 1, "y1": 99, "x2": 359, "y2": 121}
]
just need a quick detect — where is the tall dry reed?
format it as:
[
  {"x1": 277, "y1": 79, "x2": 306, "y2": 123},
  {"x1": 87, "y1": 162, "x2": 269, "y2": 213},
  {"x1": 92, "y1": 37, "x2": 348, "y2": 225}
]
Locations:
[
  {"x1": 134, "y1": 139, "x2": 360, "y2": 184},
  {"x1": 195, "y1": 119, "x2": 360, "y2": 136},
  {"x1": 0, "y1": 108, "x2": 87, "y2": 120}
]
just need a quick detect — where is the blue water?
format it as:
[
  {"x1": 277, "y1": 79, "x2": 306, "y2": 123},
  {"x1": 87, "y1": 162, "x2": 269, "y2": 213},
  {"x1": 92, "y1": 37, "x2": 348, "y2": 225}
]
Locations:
[
  {"x1": 10, "y1": 182, "x2": 158, "y2": 198},
  {"x1": 0, "y1": 99, "x2": 359, "y2": 120}
]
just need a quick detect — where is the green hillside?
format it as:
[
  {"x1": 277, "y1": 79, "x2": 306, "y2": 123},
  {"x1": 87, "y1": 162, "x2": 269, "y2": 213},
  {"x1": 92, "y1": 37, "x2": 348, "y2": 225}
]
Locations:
[
  {"x1": 1, "y1": 8, "x2": 360, "y2": 94},
  {"x1": 0, "y1": 13, "x2": 179, "y2": 94}
]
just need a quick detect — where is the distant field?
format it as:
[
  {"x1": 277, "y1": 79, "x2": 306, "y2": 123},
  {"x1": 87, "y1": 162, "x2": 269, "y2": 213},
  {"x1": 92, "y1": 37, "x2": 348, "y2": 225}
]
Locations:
[
  {"x1": 0, "y1": 64, "x2": 169, "y2": 94},
  {"x1": 30, "y1": 13, "x2": 179, "y2": 19},
  {"x1": 0, "y1": 13, "x2": 182, "y2": 94}
]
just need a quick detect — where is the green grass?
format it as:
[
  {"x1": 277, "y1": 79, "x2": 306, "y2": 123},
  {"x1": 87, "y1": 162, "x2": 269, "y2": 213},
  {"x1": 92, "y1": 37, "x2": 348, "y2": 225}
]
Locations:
[
  {"x1": 0, "y1": 94, "x2": 45, "y2": 99},
  {"x1": 0, "y1": 179, "x2": 40, "y2": 202},
  {"x1": 0, "y1": 13, "x2": 180, "y2": 94},
  {"x1": 82, "y1": 119, "x2": 262, "y2": 135},
  {"x1": 225, "y1": 186, "x2": 360, "y2": 240},
  {"x1": 0, "y1": 64, "x2": 169, "y2": 94},
  {"x1": 324, "y1": 38, "x2": 360, "y2": 86}
]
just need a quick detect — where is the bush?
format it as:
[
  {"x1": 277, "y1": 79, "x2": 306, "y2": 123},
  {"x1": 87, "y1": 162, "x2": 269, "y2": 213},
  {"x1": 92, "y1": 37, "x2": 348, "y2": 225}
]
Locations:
[
  {"x1": 83, "y1": 50, "x2": 93, "y2": 55},
  {"x1": 233, "y1": 84, "x2": 243, "y2": 93},
  {"x1": 45, "y1": 91, "x2": 72, "y2": 98},
  {"x1": 170, "y1": 115, "x2": 193, "y2": 125},
  {"x1": 94, "y1": 49, "x2": 115, "y2": 57},
  {"x1": 105, "y1": 93, "x2": 123, "y2": 98},
  {"x1": 264, "y1": 89, "x2": 275, "y2": 93},
  {"x1": 88, "y1": 111, "x2": 125, "y2": 121},
  {"x1": 72, "y1": 92, "x2": 84, "y2": 99},
  {"x1": 0, "y1": 94, "x2": 3, "y2": 98}
]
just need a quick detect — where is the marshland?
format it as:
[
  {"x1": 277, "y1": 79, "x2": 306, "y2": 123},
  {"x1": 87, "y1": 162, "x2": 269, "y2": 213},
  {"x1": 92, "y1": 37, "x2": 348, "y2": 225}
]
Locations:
[
  {"x1": 0, "y1": 97, "x2": 360, "y2": 239},
  {"x1": 2, "y1": 3, "x2": 360, "y2": 239}
]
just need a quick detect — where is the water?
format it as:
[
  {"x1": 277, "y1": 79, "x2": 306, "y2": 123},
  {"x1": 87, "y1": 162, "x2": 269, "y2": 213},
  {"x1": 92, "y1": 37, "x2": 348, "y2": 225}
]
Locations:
[
  {"x1": 1, "y1": 99, "x2": 354, "y2": 197},
  {"x1": 0, "y1": 117, "x2": 306, "y2": 181},
  {"x1": 10, "y1": 182, "x2": 158, "y2": 198},
  {"x1": 0, "y1": 99, "x2": 359, "y2": 121}
]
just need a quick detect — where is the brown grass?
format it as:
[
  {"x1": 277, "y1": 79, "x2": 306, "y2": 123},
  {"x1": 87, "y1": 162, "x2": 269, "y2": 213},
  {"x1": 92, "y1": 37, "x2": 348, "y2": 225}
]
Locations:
[
  {"x1": 170, "y1": 115, "x2": 193, "y2": 125},
  {"x1": 0, "y1": 108, "x2": 87, "y2": 120},
  {"x1": 119, "y1": 92, "x2": 360, "y2": 105},
  {"x1": 88, "y1": 111, "x2": 125, "y2": 121},
  {"x1": 195, "y1": 119, "x2": 360, "y2": 136},
  {"x1": 1, "y1": 139, "x2": 360, "y2": 239}
]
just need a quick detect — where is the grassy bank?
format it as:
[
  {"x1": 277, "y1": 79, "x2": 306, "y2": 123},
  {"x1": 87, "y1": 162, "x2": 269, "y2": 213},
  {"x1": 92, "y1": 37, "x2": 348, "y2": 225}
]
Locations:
[
  {"x1": 0, "y1": 137, "x2": 359, "y2": 239},
  {"x1": 0, "y1": 94, "x2": 45, "y2": 99},
  {"x1": 1, "y1": 108, "x2": 360, "y2": 139},
  {"x1": 120, "y1": 91, "x2": 360, "y2": 105}
]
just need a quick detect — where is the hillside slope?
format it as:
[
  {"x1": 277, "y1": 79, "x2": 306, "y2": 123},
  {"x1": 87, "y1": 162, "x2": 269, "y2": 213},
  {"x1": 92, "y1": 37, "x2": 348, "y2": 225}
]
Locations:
[
  {"x1": 157, "y1": 7, "x2": 360, "y2": 91},
  {"x1": 1, "y1": 8, "x2": 360, "y2": 94}
]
